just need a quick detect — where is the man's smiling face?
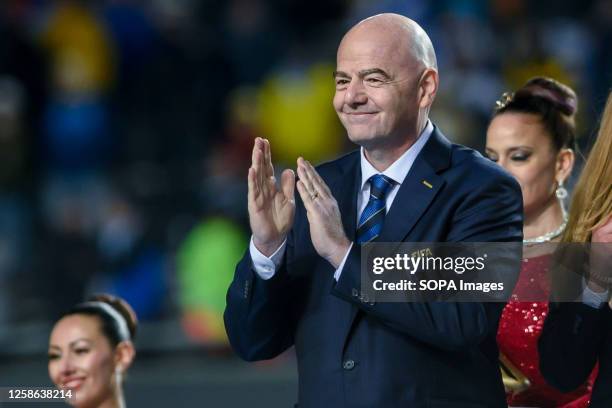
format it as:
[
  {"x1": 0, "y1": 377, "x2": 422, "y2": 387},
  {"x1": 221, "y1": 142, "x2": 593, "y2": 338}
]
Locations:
[{"x1": 333, "y1": 26, "x2": 422, "y2": 150}]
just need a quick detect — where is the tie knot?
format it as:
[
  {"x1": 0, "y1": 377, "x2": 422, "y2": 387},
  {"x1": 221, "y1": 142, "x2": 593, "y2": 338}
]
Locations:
[{"x1": 369, "y1": 174, "x2": 394, "y2": 200}]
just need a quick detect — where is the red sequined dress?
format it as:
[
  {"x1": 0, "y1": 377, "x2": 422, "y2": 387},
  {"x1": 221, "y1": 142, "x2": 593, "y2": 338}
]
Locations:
[{"x1": 497, "y1": 254, "x2": 595, "y2": 407}]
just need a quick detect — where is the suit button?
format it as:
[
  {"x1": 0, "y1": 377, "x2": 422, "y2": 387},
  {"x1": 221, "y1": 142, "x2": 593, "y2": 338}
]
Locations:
[
  {"x1": 343, "y1": 359, "x2": 355, "y2": 370},
  {"x1": 351, "y1": 288, "x2": 359, "y2": 297},
  {"x1": 243, "y1": 281, "x2": 250, "y2": 298}
]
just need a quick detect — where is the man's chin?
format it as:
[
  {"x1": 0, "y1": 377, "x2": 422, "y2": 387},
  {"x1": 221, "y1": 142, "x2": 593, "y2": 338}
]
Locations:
[{"x1": 347, "y1": 131, "x2": 383, "y2": 148}]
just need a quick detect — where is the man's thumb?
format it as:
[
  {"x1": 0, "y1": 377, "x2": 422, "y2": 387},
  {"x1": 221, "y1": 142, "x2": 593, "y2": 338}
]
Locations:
[{"x1": 281, "y1": 169, "x2": 296, "y2": 202}]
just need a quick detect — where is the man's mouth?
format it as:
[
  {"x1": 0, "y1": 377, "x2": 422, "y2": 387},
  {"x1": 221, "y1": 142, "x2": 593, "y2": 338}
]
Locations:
[{"x1": 343, "y1": 111, "x2": 379, "y2": 123}]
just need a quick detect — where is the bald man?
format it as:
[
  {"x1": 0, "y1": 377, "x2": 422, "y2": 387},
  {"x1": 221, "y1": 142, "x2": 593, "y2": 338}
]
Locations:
[{"x1": 225, "y1": 14, "x2": 523, "y2": 407}]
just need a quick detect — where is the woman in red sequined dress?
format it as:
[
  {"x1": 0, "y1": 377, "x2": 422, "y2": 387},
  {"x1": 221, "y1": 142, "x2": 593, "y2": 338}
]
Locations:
[{"x1": 486, "y1": 77, "x2": 594, "y2": 407}]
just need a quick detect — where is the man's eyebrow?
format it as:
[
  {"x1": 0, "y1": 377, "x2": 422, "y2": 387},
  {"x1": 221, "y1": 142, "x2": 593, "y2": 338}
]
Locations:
[
  {"x1": 332, "y1": 68, "x2": 392, "y2": 79},
  {"x1": 358, "y1": 68, "x2": 392, "y2": 79},
  {"x1": 333, "y1": 70, "x2": 350, "y2": 78}
]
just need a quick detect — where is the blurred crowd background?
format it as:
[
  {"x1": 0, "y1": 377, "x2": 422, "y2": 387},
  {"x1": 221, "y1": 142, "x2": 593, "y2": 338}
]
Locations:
[{"x1": 0, "y1": 0, "x2": 611, "y2": 404}]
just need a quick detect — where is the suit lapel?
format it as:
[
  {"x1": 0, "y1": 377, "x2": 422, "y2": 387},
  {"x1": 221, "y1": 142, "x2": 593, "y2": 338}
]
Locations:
[
  {"x1": 377, "y1": 162, "x2": 443, "y2": 242},
  {"x1": 378, "y1": 127, "x2": 451, "y2": 242}
]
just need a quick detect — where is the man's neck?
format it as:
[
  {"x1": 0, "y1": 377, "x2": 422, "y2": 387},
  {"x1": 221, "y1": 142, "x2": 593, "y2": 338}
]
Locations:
[{"x1": 364, "y1": 139, "x2": 417, "y2": 171}]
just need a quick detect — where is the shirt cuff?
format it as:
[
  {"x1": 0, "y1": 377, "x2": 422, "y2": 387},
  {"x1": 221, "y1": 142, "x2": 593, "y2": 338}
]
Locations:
[
  {"x1": 581, "y1": 278, "x2": 609, "y2": 309},
  {"x1": 249, "y1": 236, "x2": 286, "y2": 280},
  {"x1": 334, "y1": 242, "x2": 354, "y2": 281}
]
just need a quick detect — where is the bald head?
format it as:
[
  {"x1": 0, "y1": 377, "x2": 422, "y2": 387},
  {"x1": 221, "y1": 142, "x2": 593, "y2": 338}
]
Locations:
[{"x1": 341, "y1": 13, "x2": 437, "y2": 71}]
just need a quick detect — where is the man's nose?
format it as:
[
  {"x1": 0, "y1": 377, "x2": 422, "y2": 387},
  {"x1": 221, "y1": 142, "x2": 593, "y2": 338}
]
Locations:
[{"x1": 345, "y1": 79, "x2": 368, "y2": 106}]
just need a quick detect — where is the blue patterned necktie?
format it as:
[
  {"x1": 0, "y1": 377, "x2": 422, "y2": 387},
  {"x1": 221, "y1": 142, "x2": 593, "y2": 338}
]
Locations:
[{"x1": 356, "y1": 174, "x2": 394, "y2": 243}]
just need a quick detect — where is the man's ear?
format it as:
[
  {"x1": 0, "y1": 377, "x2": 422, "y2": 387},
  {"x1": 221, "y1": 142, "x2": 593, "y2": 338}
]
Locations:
[
  {"x1": 555, "y1": 148, "x2": 575, "y2": 185},
  {"x1": 418, "y1": 68, "x2": 438, "y2": 109},
  {"x1": 114, "y1": 341, "x2": 135, "y2": 374}
]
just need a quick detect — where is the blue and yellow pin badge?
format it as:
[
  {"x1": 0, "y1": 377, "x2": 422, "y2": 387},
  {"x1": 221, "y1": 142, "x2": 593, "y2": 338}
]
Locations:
[{"x1": 422, "y1": 180, "x2": 433, "y2": 189}]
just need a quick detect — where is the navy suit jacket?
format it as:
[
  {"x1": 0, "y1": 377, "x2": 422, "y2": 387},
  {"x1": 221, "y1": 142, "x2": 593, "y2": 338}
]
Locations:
[
  {"x1": 539, "y1": 302, "x2": 612, "y2": 407},
  {"x1": 225, "y1": 127, "x2": 523, "y2": 407}
]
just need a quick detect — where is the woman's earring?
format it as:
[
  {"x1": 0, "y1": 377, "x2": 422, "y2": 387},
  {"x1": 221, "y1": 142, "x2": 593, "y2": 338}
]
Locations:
[{"x1": 556, "y1": 179, "x2": 568, "y2": 200}]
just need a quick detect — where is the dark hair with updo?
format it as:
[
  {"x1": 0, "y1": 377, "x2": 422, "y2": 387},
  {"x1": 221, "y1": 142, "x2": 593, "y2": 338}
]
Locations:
[
  {"x1": 62, "y1": 294, "x2": 138, "y2": 347},
  {"x1": 494, "y1": 77, "x2": 578, "y2": 152}
]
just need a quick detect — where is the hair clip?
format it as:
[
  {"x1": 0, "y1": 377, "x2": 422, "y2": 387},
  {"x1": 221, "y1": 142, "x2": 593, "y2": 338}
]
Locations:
[{"x1": 495, "y1": 91, "x2": 515, "y2": 111}]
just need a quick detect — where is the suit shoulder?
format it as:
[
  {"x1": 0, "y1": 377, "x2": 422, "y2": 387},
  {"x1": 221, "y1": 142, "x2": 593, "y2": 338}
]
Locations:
[{"x1": 449, "y1": 144, "x2": 517, "y2": 186}]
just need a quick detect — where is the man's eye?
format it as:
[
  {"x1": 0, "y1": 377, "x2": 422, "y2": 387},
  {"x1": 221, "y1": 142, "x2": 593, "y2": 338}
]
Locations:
[
  {"x1": 74, "y1": 348, "x2": 90, "y2": 355},
  {"x1": 48, "y1": 353, "x2": 60, "y2": 361},
  {"x1": 364, "y1": 78, "x2": 384, "y2": 86},
  {"x1": 336, "y1": 79, "x2": 349, "y2": 86}
]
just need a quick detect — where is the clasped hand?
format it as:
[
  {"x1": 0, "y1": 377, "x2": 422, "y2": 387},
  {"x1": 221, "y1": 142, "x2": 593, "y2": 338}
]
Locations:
[{"x1": 248, "y1": 138, "x2": 351, "y2": 268}]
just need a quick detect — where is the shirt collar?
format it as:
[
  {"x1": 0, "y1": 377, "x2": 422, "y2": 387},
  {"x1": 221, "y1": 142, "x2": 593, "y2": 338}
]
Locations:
[{"x1": 360, "y1": 120, "x2": 434, "y2": 190}]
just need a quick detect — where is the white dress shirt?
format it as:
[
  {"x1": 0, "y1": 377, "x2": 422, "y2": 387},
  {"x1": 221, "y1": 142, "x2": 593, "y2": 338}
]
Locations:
[{"x1": 250, "y1": 121, "x2": 434, "y2": 280}]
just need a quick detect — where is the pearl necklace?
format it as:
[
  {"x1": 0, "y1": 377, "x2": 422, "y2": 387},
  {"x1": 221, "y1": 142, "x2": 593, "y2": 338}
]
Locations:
[{"x1": 523, "y1": 215, "x2": 568, "y2": 244}]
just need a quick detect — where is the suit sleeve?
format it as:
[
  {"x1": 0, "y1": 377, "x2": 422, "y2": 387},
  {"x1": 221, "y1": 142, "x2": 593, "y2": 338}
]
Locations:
[
  {"x1": 224, "y1": 244, "x2": 295, "y2": 361},
  {"x1": 538, "y1": 302, "x2": 606, "y2": 391},
  {"x1": 332, "y1": 170, "x2": 523, "y2": 351}
]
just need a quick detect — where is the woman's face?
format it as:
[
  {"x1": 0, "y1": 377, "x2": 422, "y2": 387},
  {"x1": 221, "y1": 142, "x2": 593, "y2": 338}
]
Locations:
[
  {"x1": 486, "y1": 112, "x2": 560, "y2": 218},
  {"x1": 48, "y1": 314, "x2": 117, "y2": 408}
]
